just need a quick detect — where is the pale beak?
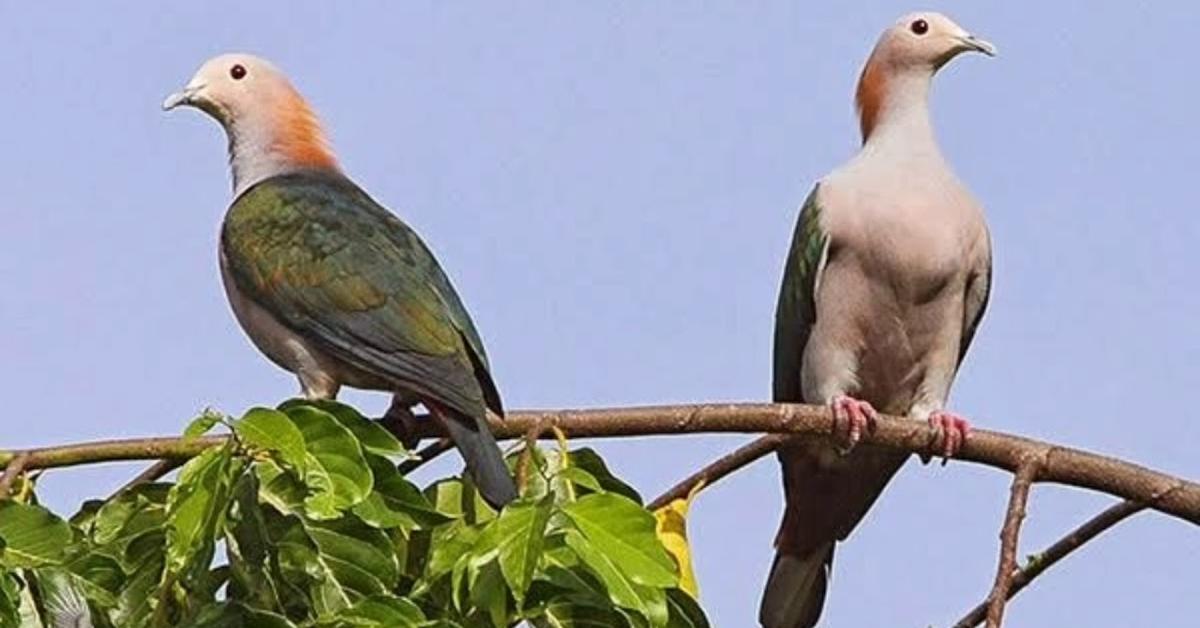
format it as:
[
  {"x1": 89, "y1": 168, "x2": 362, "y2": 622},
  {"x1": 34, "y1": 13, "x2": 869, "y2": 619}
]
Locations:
[
  {"x1": 162, "y1": 84, "x2": 204, "y2": 111},
  {"x1": 958, "y1": 34, "x2": 997, "y2": 57}
]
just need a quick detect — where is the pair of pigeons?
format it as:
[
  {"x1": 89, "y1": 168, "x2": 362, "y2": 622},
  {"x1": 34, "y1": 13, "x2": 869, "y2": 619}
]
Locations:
[{"x1": 162, "y1": 11, "x2": 995, "y2": 628}]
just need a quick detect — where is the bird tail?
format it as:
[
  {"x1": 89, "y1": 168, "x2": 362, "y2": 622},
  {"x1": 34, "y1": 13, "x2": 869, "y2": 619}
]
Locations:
[
  {"x1": 760, "y1": 540, "x2": 833, "y2": 628},
  {"x1": 428, "y1": 401, "x2": 518, "y2": 508}
]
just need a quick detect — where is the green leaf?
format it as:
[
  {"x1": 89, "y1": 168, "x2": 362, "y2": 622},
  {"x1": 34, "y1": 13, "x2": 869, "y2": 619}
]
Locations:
[
  {"x1": 665, "y1": 588, "x2": 710, "y2": 628},
  {"x1": 225, "y1": 473, "x2": 291, "y2": 617},
  {"x1": 184, "y1": 408, "x2": 226, "y2": 440},
  {"x1": 306, "y1": 516, "x2": 400, "y2": 596},
  {"x1": 177, "y1": 601, "x2": 297, "y2": 628},
  {"x1": 425, "y1": 479, "x2": 467, "y2": 518},
  {"x1": 563, "y1": 531, "x2": 645, "y2": 620},
  {"x1": 419, "y1": 520, "x2": 479, "y2": 591},
  {"x1": 317, "y1": 594, "x2": 426, "y2": 627},
  {"x1": 486, "y1": 498, "x2": 553, "y2": 607},
  {"x1": 282, "y1": 399, "x2": 407, "y2": 458},
  {"x1": 85, "y1": 483, "x2": 170, "y2": 553},
  {"x1": 569, "y1": 449, "x2": 642, "y2": 503},
  {"x1": 532, "y1": 603, "x2": 630, "y2": 628},
  {"x1": 537, "y1": 548, "x2": 609, "y2": 602},
  {"x1": 424, "y1": 478, "x2": 493, "y2": 526},
  {"x1": 64, "y1": 552, "x2": 124, "y2": 604},
  {"x1": 352, "y1": 455, "x2": 451, "y2": 531},
  {"x1": 284, "y1": 404, "x2": 373, "y2": 519},
  {"x1": 633, "y1": 582, "x2": 668, "y2": 628},
  {"x1": 557, "y1": 467, "x2": 604, "y2": 494},
  {"x1": 259, "y1": 508, "x2": 351, "y2": 618},
  {"x1": 111, "y1": 532, "x2": 165, "y2": 628},
  {"x1": 254, "y1": 460, "x2": 307, "y2": 516},
  {"x1": 468, "y1": 560, "x2": 507, "y2": 627},
  {"x1": 562, "y1": 494, "x2": 677, "y2": 588},
  {"x1": 165, "y1": 442, "x2": 244, "y2": 586},
  {"x1": 0, "y1": 502, "x2": 71, "y2": 568},
  {"x1": 0, "y1": 571, "x2": 19, "y2": 628},
  {"x1": 234, "y1": 407, "x2": 307, "y2": 470}
]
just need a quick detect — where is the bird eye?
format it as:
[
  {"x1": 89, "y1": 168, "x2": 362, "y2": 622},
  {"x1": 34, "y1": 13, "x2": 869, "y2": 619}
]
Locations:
[
  {"x1": 230, "y1": 64, "x2": 247, "y2": 80},
  {"x1": 910, "y1": 19, "x2": 929, "y2": 35}
]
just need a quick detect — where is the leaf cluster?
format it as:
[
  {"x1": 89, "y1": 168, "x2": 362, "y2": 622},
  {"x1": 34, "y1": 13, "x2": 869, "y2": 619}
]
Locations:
[{"x1": 0, "y1": 401, "x2": 708, "y2": 628}]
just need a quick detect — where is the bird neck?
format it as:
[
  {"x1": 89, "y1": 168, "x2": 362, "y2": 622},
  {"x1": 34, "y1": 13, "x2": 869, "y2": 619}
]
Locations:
[
  {"x1": 225, "y1": 96, "x2": 340, "y2": 197},
  {"x1": 859, "y1": 70, "x2": 950, "y2": 168},
  {"x1": 857, "y1": 68, "x2": 939, "y2": 153}
]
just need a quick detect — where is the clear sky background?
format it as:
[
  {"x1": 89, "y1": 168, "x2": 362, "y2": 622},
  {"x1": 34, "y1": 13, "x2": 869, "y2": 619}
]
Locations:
[{"x1": 2, "y1": 2, "x2": 1197, "y2": 626}]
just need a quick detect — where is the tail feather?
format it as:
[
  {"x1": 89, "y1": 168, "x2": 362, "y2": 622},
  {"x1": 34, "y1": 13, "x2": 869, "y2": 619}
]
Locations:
[
  {"x1": 431, "y1": 403, "x2": 517, "y2": 508},
  {"x1": 761, "y1": 445, "x2": 907, "y2": 627},
  {"x1": 760, "y1": 544, "x2": 833, "y2": 628}
]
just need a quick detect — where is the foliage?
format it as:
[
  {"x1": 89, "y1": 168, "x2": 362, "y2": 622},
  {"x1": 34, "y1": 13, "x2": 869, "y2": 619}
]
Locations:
[{"x1": 0, "y1": 401, "x2": 709, "y2": 627}]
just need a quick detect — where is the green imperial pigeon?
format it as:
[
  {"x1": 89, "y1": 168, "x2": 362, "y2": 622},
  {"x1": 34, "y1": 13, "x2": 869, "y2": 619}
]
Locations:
[
  {"x1": 761, "y1": 13, "x2": 995, "y2": 628},
  {"x1": 163, "y1": 53, "x2": 517, "y2": 508}
]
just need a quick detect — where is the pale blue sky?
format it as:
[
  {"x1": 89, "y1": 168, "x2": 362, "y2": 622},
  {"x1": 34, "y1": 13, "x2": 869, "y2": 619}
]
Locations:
[{"x1": 2, "y1": 3, "x2": 1198, "y2": 626}]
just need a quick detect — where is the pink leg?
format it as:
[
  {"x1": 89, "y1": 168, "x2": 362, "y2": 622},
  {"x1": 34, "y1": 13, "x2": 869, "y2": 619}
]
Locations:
[
  {"x1": 926, "y1": 410, "x2": 972, "y2": 463},
  {"x1": 830, "y1": 394, "x2": 878, "y2": 453}
]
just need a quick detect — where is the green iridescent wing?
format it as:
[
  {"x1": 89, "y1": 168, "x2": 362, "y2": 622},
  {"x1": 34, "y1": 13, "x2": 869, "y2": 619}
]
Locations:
[
  {"x1": 221, "y1": 172, "x2": 500, "y2": 418},
  {"x1": 773, "y1": 185, "x2": 830, "y2": 403}
]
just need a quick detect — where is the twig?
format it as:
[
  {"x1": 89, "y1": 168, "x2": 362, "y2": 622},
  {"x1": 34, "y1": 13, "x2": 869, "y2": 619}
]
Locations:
[
  {"x1": 985, "y1": 460, "x2": 1040, "y2": 626},
  {"x1": 112, "y1": 459, "x2": 183, "y2": 497},
  {"x1": 951, "y1": 499, "x2": 1145, "y2": 628},
  {"x1": 1, "y1": 403, "x2": 1198, "y2": 525},
  {"x1": 0, "y1": 453, "x2": 30, "y2": 499},
  {"x1": 396, "y1": 439, "x2": 454, "y2": 475},
  {"x1": 647, "y1": 434, "x2": 787, "y2": 511}
]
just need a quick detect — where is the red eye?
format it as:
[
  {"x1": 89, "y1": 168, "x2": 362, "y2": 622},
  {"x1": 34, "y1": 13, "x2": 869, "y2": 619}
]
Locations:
[
  {"x1": 910, "y1": 19, "x2": 929, "y2": 35},
  {"x1": 230, "y1": 64, "x2": 247, "y2": 80}
]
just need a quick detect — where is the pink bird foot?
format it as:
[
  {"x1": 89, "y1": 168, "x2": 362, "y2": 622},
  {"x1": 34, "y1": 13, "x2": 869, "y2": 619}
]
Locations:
[
  {"x1": 924, "y1": 410, "x2": 972, "y2": 464},
  {"x1": 830, "y1": 394, "x2": 878, "y2": 453}
]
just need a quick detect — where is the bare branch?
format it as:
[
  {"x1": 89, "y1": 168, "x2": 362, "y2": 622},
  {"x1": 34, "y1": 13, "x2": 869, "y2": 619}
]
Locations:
[
  {"x1": 647, "y1": 434, "x2": 787, "y2": 511},
  {"x1": 112, "y1": 459, "x2": 184, "y2": 497},
  {"x1": 1, "y1": 403, "x2": 1198, "y2": 525},
  {"x1": 396, "y1": 438, "x2": 454, "y2": 475},
  {"x1": 985, "y1": 460, "x2": 1040, "y2": 627},
  {"x1": 952, "y1": 499, "x2": 1145, "y2": 628},
  {"x1": 0, "y1": 453, "x2": 30, "y2": 499}
]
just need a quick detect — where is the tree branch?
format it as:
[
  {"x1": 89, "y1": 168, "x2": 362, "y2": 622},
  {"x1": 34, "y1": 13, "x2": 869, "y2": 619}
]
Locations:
[
  {"x1": 951, "y1": 499, "x2": 1145, "y2": 628},
  {"x1": 647, "y1": 434, "x2": 787, "y2": 511},
  {"x1": 0, "y1": 453, "x2": 30, "y2": 499},
  {"x1": 985, "y1": 459, "x2": 1040, "y2": 627},
  {"x1": 112, "y1": 459, "x2": 184, "y2": 497},
  {"x1": 2, "y1": 403, "x2": 1198, "y2": 525},
  {"x1": 396, "y1": 438, "x2": 454, "y2": 475}
]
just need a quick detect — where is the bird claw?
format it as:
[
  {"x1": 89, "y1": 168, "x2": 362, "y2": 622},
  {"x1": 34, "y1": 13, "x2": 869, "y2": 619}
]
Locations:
[
  {"x1": 831, "y1": 395, "x2": 878, "y2": 454},
  {"x1": 922, "y1": 410, "x2": 972, "y2": 464}
]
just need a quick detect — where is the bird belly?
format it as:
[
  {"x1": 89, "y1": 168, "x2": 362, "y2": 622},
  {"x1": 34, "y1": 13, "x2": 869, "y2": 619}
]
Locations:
[{"x1": 806, "y1": 257, "x2": 958, "y2": 416}]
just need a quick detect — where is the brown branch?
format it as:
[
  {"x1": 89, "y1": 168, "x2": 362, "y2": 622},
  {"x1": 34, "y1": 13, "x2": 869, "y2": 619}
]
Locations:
[
  {"x1": 2, "y1": 403, "x2": 1198, "y2": 526},
  {"x1": 396, "y1": 438, "x2": 454, "y2": 475},
  {"x1": 112, "y1": 459, "x2": 184, "y2": 497},
  {"x1": 985, "y1": 460, "x2": 1040, "y2": 627},
  {"x1": 647, "y1": 434, "x2": 787, "y2": 511},
  {"x1": 0, "y1": 453, "x2": 30, "y2": 499},
  {"x1": 952, "y1": 499, "x2": 1145, "y2": 628}
]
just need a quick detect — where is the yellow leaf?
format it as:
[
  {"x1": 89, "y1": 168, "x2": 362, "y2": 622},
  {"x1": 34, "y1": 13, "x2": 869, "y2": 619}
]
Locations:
[{"x1": 653, "y1": 480, "x2": 705, "y2": 599}]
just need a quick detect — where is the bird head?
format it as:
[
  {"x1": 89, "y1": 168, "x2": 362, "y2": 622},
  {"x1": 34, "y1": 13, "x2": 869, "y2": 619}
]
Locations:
[
  {"x1": 873, "y1": 12, "x2": 995, "y2": 72},
  {"x1": 856, "y1": 13, "x2": 995, "y2": 142},
  {"x1": 163, "y1": 53, "x2": 338, "y2": 192}
]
